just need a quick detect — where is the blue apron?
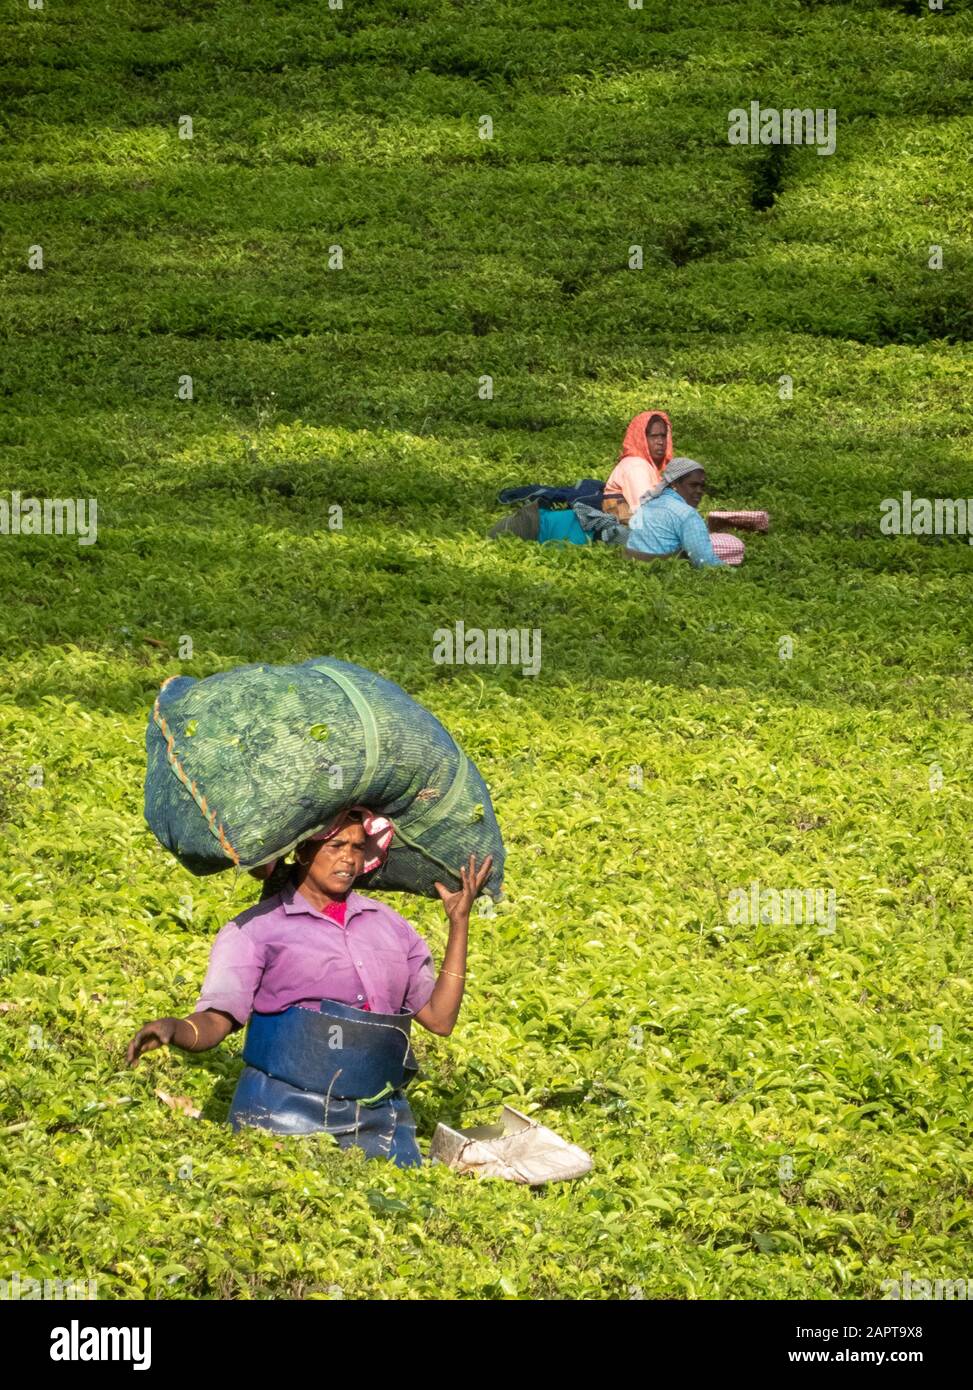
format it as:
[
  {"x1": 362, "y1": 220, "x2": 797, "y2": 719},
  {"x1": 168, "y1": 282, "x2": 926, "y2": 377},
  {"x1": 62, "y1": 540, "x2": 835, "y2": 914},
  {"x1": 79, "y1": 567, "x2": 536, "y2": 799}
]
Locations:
[{"x1": 228, "y1": 999, "x2": 422, "y2": 1168}]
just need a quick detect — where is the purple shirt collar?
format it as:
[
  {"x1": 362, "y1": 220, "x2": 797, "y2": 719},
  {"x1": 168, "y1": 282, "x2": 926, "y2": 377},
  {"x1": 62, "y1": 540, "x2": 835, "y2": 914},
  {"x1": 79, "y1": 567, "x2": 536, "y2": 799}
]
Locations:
[{"x1": 279, "y1": 882, "x2": 379, "y2": 921}]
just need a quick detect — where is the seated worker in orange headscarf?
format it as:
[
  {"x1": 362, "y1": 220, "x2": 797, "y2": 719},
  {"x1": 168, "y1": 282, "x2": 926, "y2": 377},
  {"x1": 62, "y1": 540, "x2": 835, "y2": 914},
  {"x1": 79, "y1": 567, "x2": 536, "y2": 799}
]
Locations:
[
  {"x1": 604, "y1": 410, "x2": 770, "y2": 535},
  {"x1": 603, "y1": 410, "x2": 674, "y2": 520}
]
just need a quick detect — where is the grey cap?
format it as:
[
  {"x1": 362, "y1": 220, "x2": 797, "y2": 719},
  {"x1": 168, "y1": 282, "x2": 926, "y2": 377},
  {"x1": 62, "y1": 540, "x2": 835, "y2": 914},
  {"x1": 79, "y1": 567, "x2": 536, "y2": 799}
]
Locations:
[{"x1": 662, "y1": 457, "x2": 706, "y2": 486}]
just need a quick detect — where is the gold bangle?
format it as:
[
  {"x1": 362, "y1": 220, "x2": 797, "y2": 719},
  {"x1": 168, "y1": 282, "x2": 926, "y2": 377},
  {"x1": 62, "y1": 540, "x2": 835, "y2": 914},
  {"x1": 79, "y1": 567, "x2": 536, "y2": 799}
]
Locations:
[
  {"x1": 182, "y1": 1017, "x2": 200, "y2": 1048},
  {"x1": 440, "y1": 967, "x2": 466, "y2": 980}
]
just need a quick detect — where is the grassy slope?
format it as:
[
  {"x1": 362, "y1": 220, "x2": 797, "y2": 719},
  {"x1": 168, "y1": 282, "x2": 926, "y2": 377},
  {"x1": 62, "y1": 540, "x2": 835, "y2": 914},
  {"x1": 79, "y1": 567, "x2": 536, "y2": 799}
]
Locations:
[{"x1": 1, "y1": 0, "x2": 972, "y2": 1299}]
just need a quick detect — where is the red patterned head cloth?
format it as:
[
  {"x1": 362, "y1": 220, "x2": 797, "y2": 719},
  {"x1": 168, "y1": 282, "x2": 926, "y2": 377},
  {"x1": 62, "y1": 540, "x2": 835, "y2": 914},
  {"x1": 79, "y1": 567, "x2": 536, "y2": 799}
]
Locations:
[
  {"x1": 307, "y1": 806, "x2": 394, "y2": 875},
  {"x1": 251, "y1": 806, "x2": 394, "y2": 885},
  {"x1": 617, "y1": 409, "x2": 674, "y2": 466}
]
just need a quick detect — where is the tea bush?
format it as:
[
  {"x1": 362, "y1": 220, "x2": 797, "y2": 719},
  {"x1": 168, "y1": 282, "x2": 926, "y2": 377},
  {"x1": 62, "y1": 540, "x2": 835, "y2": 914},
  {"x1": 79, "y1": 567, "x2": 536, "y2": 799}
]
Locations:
[{"x1": 1, "y1": 0, "x2": 971, "y2": 1299}]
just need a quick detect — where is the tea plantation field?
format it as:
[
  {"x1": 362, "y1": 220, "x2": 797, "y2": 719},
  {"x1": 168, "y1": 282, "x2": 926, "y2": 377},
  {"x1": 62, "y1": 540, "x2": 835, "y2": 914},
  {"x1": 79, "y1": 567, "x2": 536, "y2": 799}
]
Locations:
[{"x1": 1, "y1": 0, "x2": 972, "y2": 1300}]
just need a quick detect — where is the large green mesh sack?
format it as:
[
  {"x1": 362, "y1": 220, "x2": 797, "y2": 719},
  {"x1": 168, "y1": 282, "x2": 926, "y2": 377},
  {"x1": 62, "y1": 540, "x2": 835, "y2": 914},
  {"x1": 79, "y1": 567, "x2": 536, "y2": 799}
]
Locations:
[{"x1": 144, "y1": 657, "x2": 505, "y2": 900}]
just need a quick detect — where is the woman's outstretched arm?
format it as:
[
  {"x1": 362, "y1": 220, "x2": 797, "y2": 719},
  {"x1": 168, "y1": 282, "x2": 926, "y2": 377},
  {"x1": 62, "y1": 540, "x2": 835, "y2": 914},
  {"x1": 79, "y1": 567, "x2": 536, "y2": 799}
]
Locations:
[{"x1": 126, "y1": 1008, "x2": 237, "y2": 1066}]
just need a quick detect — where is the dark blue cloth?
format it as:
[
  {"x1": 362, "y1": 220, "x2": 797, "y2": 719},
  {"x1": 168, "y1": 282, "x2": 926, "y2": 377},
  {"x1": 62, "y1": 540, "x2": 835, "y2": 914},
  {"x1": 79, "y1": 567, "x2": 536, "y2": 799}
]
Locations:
[
  {"x1": 230, "y1": 1067, "x2": 421, "y2": 1165},
  {"x1": 229, "y1": 999, "x2": 422, "y2": 1167},
  {"x1": 242, "y1": 998, "x2": 418, "y2": 1094},
  {"x1": 497, "y1": 479, "x2": 605, "y2": 509}
]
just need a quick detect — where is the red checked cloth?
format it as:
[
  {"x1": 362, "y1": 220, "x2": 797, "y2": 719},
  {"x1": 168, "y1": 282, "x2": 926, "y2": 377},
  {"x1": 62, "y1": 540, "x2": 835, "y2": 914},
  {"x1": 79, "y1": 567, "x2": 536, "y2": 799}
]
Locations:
[
  {"x1": 710, "y1": 533, "x2": 745, "y2": 566},
  {"x1": 706, "y1": 510, "x2": 770, "y2": 533}
]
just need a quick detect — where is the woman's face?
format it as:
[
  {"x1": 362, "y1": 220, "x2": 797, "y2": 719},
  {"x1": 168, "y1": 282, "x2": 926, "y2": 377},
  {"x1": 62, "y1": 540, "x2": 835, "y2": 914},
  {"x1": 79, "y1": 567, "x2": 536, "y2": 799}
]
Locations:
[
  {"x1": 645, "y1": 416, "x2": 669, "y2": 465},
  {"x1": 301, "y1": 824, "x2": 367, "y2": 897},
  {"x1": 673, "y1": 470, "x2": 706, "y2": 509}
]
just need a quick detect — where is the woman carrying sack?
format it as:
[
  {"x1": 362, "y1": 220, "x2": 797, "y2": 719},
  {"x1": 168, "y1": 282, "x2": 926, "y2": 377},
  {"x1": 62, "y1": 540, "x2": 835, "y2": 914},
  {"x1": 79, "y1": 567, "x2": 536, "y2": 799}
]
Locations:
[{"x1": 127, "y1": 807, "x2": 492, "y2": 1169}]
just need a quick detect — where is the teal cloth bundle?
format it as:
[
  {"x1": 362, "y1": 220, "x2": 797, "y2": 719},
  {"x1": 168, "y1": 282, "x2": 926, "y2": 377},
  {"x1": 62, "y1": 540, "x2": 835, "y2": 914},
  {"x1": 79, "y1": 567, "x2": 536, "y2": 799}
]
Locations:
[{"x1": 144, "y1": 656, "x2": 504, "y2": 899}]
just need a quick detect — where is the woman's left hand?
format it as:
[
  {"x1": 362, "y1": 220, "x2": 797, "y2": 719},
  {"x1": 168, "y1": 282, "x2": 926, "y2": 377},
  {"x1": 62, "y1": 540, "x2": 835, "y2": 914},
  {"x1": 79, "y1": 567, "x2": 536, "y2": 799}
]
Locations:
[{"x1": 435, "y1": 853, "x2": 493, "y2": 928}]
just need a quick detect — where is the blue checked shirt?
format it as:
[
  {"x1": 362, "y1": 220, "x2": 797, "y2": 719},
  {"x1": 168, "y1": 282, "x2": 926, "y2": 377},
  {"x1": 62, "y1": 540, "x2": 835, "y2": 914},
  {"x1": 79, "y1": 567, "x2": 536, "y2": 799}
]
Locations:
[{"x1": 627, "y1": 489, "x2": 724, "y2": 567}]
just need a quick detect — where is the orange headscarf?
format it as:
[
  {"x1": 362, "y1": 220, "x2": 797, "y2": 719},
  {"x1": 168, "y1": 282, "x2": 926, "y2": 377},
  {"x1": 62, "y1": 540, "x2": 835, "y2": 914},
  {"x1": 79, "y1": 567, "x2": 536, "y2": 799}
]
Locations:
[
  {"x1": 617, "y1": 410, "x2": 674, "y2": 467},
  {"x1": 604, "y1": 410, "x2": 675, "y2": 510}
]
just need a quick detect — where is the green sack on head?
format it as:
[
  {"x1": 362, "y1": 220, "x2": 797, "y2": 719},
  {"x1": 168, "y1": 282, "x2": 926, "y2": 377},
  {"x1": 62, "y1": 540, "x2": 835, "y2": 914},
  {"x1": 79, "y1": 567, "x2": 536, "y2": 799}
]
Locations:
[{"x1": 144, "y1": 657, "x2": 505, "y2": 900}]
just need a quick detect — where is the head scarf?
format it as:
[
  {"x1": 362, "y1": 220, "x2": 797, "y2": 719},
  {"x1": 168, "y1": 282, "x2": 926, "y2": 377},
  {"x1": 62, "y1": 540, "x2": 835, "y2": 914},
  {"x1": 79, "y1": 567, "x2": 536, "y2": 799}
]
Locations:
[
  {"x1": 641, "y1": 457, "x2": 706, "y2": 505},
  {"x1": 604, "y1": 410, "x2": 675, "y2": 509},
  {"x1": 306, "y1": 806, "x2": 394, "y2": 873},
  {"x1": 617, "y1": 410, "x2": 674, "y2": 467}
]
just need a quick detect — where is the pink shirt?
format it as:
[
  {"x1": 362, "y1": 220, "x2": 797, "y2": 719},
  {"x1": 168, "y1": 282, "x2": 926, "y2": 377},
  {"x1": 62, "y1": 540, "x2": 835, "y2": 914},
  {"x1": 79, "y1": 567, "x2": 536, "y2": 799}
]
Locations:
[
  {"x1": 194, "y1": 883, "x2": 437, "y2": 1028},
  {"x1": 604, "y1": 456, "x2": 662, "y2": 510}
]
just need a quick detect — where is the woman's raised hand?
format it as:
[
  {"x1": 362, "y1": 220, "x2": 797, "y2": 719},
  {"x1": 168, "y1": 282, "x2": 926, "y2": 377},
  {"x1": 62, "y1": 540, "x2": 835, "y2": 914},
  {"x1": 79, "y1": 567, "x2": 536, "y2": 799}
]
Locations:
[
  {"x1": 126, "y1": 1018, "x2": 179, "y2": 1067},
  {"x1": 434, "y1": 853, "x2": 494, "y2": 928}
]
